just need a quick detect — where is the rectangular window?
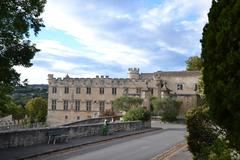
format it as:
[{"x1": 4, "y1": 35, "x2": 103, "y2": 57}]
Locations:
[
  {"x1": 112, "y1": 88, "x2": 117, "y2": 95},
  {"x1": 149, "y1": 88, "x2": 154, "y2": 95},
  {"x1": 194, "y1": 84, "x2": 198, "y2": 91},
  {"x1": 86, "y1": 87, "x2": 91, "y2": 94},
  {"x1": 99, "y1": 101, "x2": 105, "y2": 112},
  {"x1": 76, "y1": 87, "x2": 81, "y2": 94},
  {"x1": 123, "y1": 88, "x2": 128, "y2": 94},
  {"x1": 52, "y1": 87, "x2": 57, "y2": 94},
  {"x1": 99, "y1": 87, "x2": 104, "y2": 94},
  {"x1": 86, "y1": 101, "x2": 91, "y2": 111},
  {"x1": 63, "y1": 100, "x2": 68, "y2": 110},
  {"x1": 177, "y1": 84, "x2": 183, "y2": 90},
  {"x1": 136, "y1": 88, "x2": 141, "y2": 94},
  {"x1": 75, "y1": 100, "x2": 80, "y2": 111},
  {"x1": 64, "y1": 86, "x2": 69, "y2": 94},
  {"x1": 52, "y1": 100, "x2": 56, "y2": 110}
]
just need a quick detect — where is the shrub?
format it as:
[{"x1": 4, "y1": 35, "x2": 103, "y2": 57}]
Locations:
[
  {"x1": 186, "y1": 105, "x2": 240, "y2": 159},
  {"x1": 186, "y1": 105, "x2": 218, "y2": 159},
  {"x1": 151, "y1": 97, "x2": 181, "y2": 122},
  {"x1": 112, "y1": 96, "x2": 143, "y2": 112},
  {"x1": 123, "y1": 107, "x2": 151, "y2": 122},
  {"x1": 207, "y1": 138, "x2": 232, "y2": 160},
  {"x1": 100, "y1": 109, "x2": 116, "y2": 117},
  {"x1": 100, "y1": 125, "x2": 109, "y2": 136}
]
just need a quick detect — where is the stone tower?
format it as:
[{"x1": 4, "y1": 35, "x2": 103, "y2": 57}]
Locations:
[
  {"x1": 128, "y1": 68, "x2": 140, "y2": 79},
  {"x1": 48, "y1": 74, "x2": 54, "y2": 84}
]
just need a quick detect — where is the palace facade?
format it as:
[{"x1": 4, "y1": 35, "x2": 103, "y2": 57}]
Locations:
[{"x1": 47, "y1": 68, "x2": 201, "y2": 125}]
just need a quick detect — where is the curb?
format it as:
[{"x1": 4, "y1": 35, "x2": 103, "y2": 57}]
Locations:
[
  {"x1": 151, "y1": 142, "x2": 187, "y2": 160},
  {"x1": 18, "y1": 128, "x2": 161, "y2": 160}
]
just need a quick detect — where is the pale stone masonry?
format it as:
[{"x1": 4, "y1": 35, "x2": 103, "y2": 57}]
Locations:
[{"x1": 47, "y1": 68, "x2": 201, "y2": 125}]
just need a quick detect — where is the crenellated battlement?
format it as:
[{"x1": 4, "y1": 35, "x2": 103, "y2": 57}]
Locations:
[
  {"x1": 128, "y1": 68, "x2": 140, "y2": 79},
  {"x1": 128, "y1": 68, "x2": 139, "y2": 73},
  {"x1": 49, "y1": 73, "x2": 153, "y2": 88}
]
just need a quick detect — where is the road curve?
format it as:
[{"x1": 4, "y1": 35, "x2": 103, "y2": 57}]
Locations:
[{"x1": 44, "y1": 128, "x2": 186, "y2": 160}]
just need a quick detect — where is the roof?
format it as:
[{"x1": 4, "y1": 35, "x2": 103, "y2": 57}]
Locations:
[{"x1": 154, "y1": 71, "x2": 200, "y2": 77}]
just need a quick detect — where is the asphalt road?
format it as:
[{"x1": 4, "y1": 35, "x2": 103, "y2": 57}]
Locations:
[{"x1": 43, "y1": 125, "x2": 186, "y2": 160}]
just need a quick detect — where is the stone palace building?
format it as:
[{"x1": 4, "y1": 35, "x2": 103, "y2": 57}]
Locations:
[{"x1": 47, "y1": 68, "x2": 201, "y2": 125}]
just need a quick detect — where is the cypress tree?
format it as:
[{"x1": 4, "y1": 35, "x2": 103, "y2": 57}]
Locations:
[{"x1": 201, "y1": 0, "x2": 240, "y2": 148}]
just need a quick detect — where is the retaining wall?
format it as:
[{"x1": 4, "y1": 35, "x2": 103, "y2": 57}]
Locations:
[
  {"x1": 0, "y1": 121, "x2": 150, "y2": 149},
  {"x1": 62, "y1": 116, "x2": 121, "y2": 126}
]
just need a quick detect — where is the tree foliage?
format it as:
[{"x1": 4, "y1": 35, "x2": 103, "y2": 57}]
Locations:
[
  {"x1": 186, "y1": 106, "x2": 218, "y2": 159},
  {"x1": 201, "y1": 0, "x2": 240, "y2": 148},
  {"x1": 0, "y1": 95, "x2": 26, "y2": 120},
  {"x1": 186, "y1": 105, "x2": 239, "y2": 160},
  {"x1": 26, "y1": 97, "x2": 47, "y2": 123},
  {"x1": 186, "y1": 56, "x2": 202, "y2": 71},
  {"x1": 12, "y1": 84, "x2": 48, "y2": 106},
  {"x1": 0, "y1": 0, "x2": 46, "y2": 97},
  {"x1": 112, "y1": 96, "x2": 143, "y2": 112},
  {"x1": 123, "y1": 107, "x2": 151, "y2": 122},
  {"x1": 151, "y1": 97, "x2": 181, "y2": 122},
  {"x1": 100, "y1": 109, "x2": 116, "y2": 117}
]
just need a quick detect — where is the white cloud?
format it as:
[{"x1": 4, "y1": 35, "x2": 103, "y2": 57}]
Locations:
[
  {"x1": 15, "y1": 66, "x2": 55, "y2": 84},
  {"x1": 41, "y1": 0, "x2": 211, "y2": 57},
  {"x1": 35, "y1": 40, "x2": 81, "y2": 57},
  {"x1": 40, "y1": 1, "x2": 151, "y2": 66},
  {"x1": 35, "y1": 38, "x2": 149, "y2": 67},
  {"x1": 25, "y1": 0, "x2": 212, "y2": 83},
  {"x1": 14, "y1": 66, "x2": 100, "y2": 84},
  {"x1": 139, "y1": 0, "x2": 211, "y2": 55}
]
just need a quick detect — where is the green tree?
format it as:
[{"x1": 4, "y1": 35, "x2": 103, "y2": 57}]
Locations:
[
  {"x1": 26, "y1": 97, "x2": 47, "y2": 123},
  {"x1": 0, "y1": 95, "x2": 26, "y2": 120},
  {"x1": 112, "y1": 96, "x2": 143, "y2": 112},
  {"x1": 185, "y1": 56, "x2": 202, "y2": 71},
  {"x1": 0, "y1": 0, "x2": 46, "y2": 113},
  {"x1": 100, "y1": 109, "x2": 116, "y2": 117},
  {"x1": 13, "y1": 106, "x2": 26, "y2": 122},
  {"x1": 123, "y1": 107, "x2": 151, "y2": 122},
  {"x1": 186, "y1": 106, "x2": 218, "y2": 159},
  {"x1": 7, "y1": 103, "x2": 26, "y2": 122},
  {"x1": 151, "y1": 97, "x2": 181, "y2": 122},
  {"x1": 201, "y1": 0, "x2": 240, "y2": 148},
  {"x1": 186, "y1": 105, "x2": 236, "y2": 159}
]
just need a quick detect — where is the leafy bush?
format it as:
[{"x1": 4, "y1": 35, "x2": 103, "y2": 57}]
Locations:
[
  {"x1": 151, "y1": 98, "x2": 181, "y2": 122},
  {"x1": 207, "y1": 138, "x2": 232, "y2": 160},
  {"x1": 123, "y1": 107, "x2": 151, "y2": 122},
  {"x1": 185, "y1": 105, "x2": 240, "y2": 159},
  {"x1": 100, "y1": 125, "x2": 109, "y2": 136},
  {"x1": 112, "y1": 96, "x2": 143, "y2": 112},
  {"x1": 186, "y1": 105, "x2": 217, "y2": 159},
  {"x1": 100, "y1": 109, "x2": 116, "y2": 117}
]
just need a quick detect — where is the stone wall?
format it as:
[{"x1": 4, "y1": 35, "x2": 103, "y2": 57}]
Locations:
[
  {"x1": 62, "y1": 116, "x2": 121, "y2": 126},
  {"x1": 0, "y1": 121, "x2": 150, "y2": 149}
]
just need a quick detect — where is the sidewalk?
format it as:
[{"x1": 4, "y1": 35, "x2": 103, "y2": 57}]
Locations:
[
  {"x1": 151, "y1": 142, "x2": 193, "y2": 160},
  {"x1": 0, "y1": 128, "x2": 159, "y2": 160},
  {"x1": 170, "y1": 146, "x2": 192, "y2": 160}
]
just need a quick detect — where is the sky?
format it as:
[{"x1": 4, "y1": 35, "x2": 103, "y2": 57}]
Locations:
[{"x1": 15, "y1": 0, "x2": 212, "y2": 84}]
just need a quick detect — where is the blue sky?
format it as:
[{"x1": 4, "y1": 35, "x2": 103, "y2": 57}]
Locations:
[{"x1": 15, "y1": 0, "x2": 212, "y2": 84}]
